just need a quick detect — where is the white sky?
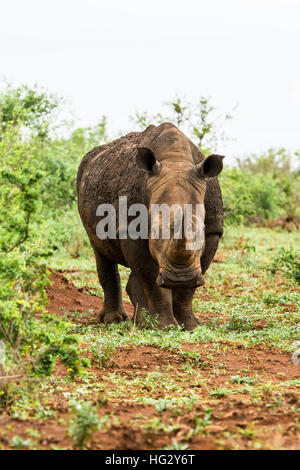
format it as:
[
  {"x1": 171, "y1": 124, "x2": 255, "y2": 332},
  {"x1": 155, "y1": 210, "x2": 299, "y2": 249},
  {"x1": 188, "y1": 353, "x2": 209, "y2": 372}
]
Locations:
[{"x1": 0, "y1": 0, "x2": 299, "y2": 160}]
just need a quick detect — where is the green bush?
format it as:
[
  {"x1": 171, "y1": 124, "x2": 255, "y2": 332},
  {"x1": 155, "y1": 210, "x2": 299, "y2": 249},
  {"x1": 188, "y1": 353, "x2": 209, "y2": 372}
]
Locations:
[
  {"x1": 0, "y1": 84, "x2": 108, "y2": 253},
  {"x1": 220, "y1": 165, "x2": 299, "y2": 225},
  {"x1": 268, "y1": 248, "x2": 300, "y2": 285},
  {"x1": 0, "y1": 84, "x2": 94, "y2": 382},
  {"x1": 0, "y1": 245, "x2": 89, "y2": 379}
]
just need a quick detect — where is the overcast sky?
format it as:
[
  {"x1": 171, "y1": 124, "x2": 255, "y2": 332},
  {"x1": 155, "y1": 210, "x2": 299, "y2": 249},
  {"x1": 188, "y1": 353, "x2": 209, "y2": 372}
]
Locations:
[{"x1": 1, "y1": 0, "x2": 299, "y2": 160}]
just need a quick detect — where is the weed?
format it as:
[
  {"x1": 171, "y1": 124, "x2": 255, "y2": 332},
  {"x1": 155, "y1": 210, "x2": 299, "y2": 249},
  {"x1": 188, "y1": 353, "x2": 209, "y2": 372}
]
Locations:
[
  {"x1": 210, "y1": 387, "x2": 230, "y2": 398},
  {"x1": 163, "y1": 440, "x2": 189, "y2": 450},
  {"x1": 268, "y1": 247, "x2": 300, "y2": 285},
  {"x1": 193, "y1": 408, "x2": 212, "y2": 435},
  {"x1": 67, "y1": 401, "x2": 101, "y2": 449},
  {"x1": 230, "y1": 375, "x2": 257, "y2": 385},
  {"x1": 10, "y1": 435, "x2": 34, "y2": 450}
]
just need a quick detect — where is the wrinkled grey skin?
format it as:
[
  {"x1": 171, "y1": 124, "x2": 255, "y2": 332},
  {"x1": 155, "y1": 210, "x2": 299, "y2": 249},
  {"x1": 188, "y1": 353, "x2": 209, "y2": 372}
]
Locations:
[{"x1": 77, "y1": 123, "x2": 224, "y2": 330}]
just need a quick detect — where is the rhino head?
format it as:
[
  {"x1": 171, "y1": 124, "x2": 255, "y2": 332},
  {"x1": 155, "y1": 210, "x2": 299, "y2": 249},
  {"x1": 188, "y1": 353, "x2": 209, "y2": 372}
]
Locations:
[{"x1": 136, "y1": 146, "x2": 224, "y2": 289}]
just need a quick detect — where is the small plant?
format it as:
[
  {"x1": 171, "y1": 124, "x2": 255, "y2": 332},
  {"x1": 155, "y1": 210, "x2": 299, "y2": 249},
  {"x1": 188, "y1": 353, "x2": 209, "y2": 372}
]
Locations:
[
  {"x1": 67, "y1": 401, "x2": 100, "y2": 449},
  {"x1": 193, "y1": 408, "x2": 212, "y2": 435},
  {"x1": 180, "y1": 350, "x2": 202, "y2": 368},
  {"x1": 144, "y1": 417, "x2": 179, "y2": 434},
  {"x1": 164, "y1": 439, "x2": 189, "y2": 450},
  {"x1": 230, "y1": 375, "x2": 257, "y2": 385},
  {"x1": 10, "y1": 435, "x2": 34, "y2": 450},
  {"x1": 91, "y1": 342, "x2": 115, "y2": 368},
  {"x1": 227, "y1": 313, "x2": 253, "y2": 332},
  {"x1": 139, "y1": 309, "x2": 160, "y2": 329},
  {"x1": 210, "y1": 387, "x2": 230, "y2": 398},
  {"x1": 26, "y1": 428, "x2": 41, "y2": 438},
  {"x1": 268, "y1": 247, "x2": 300, "y2": 285},
  {"x1": 155, "y1": 399, "x2": 172, "y2": 413},
  {"x1": 238, "y1": 421, "x2": 258, "y2": 440}
]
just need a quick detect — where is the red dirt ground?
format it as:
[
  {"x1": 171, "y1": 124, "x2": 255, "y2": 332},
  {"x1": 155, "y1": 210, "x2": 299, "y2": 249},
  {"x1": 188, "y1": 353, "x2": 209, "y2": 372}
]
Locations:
[
  {"x1": 46, "y1": 269, "x2": 134, "y2": 323},
  {"x1": 0, "y1": 271, "x2": 299, "y2": 450}
]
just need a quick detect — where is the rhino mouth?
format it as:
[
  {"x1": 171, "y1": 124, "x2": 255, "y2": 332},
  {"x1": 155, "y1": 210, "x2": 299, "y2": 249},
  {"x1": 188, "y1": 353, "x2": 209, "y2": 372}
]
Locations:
[{"x1": 156, "y1": 266, "x2": 204, "y2": 289}]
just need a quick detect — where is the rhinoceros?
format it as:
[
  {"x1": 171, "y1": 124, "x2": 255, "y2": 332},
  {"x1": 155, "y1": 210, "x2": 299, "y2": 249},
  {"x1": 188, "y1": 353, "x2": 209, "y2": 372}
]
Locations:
[{"x1": 77, "y1": 122, "x2": 224, "y2": 330}]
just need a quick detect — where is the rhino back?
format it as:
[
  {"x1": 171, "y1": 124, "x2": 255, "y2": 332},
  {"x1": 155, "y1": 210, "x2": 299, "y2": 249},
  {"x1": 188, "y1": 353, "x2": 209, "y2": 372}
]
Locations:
[
  {"x1": 77, "y1": 123, "x2": 223, "y2": 237},
  {"x1": 77, "y1": 129, "x2": 150, "y2": 233}
]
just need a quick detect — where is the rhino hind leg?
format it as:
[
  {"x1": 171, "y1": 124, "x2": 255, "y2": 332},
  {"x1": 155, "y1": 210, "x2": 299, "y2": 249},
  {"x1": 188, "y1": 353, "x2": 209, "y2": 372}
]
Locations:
[
  {"x1": 201, "y1": 233, "x2": 220, "y2": 274},
  {"x1": 126, "y1": 273, "x2": 149, "y2": 324},
  {"x1": 93, "y1": 248, "x2": 128, "y2": 323},
  {"x1": 172, "y1": 288, "x2": 199, "y2": 331},
  {"x1": 126, "y1": 272, "x2": 178, "y2": 329}
]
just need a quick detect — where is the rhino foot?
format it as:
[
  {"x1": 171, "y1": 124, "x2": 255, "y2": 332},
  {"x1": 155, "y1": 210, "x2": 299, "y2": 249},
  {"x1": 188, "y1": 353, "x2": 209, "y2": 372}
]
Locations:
[
  {"x1": 174, "y1": 312, "x2": 200, "y2": 331},
  {"x1": 158, "y1": 317, "x2": 180, "y2": 330},
  {"x1": 99, "y1": 309, "x2": 128, "y2": 324}
]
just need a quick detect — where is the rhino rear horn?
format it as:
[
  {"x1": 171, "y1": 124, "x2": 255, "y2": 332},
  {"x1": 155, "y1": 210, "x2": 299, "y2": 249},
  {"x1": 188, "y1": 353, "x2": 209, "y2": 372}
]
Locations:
[
  {"x1": 196, "y1": 154, "x2": 225, "y2": 178},
  {"x1": 136, "y1": 147, "x2": 162, "y2": 175}
]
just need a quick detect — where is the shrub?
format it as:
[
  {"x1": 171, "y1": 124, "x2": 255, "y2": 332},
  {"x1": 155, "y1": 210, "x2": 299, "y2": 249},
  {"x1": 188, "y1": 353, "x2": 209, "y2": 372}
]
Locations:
[
  {"x1": 220, "y1": 168, "x2": 288, "y2": 225},
  {"x1": 68, "y1": 401, "x2": 101, "y2": 449},
  {"x1": 0, "y1": 245, "x2": 90, "y2": 380},
  {"x1": 268, "y1": 248, "x2": 300, "y2": 285}
]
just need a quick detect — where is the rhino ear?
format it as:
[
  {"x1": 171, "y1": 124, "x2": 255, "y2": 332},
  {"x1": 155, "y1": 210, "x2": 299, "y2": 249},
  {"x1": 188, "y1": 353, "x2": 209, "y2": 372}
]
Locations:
[
  {"x1": 136, "y1": 147, "x2": 162, "y2": 175},
  {"x1": 195, "y1": 154, "x2": 224, "y2": 178}
]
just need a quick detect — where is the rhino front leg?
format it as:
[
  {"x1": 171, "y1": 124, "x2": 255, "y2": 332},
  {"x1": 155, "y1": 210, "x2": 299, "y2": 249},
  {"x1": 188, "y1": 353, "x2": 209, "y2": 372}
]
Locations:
[
  {"x1": 201, "y1": 233, "x2": 220, "y2": 274},
  {"x1": 130, "y1": 270, "x2": 178, "y2": 329},
  {"x1": 93, "y1": 248, "x2": 128, "y2": 323},
  {"x1": 123, "y1": 240, "x2": 178, "y2": 329},
  {"x1": 172, "y1": 288, "x2": 199, "y2": 331}
]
